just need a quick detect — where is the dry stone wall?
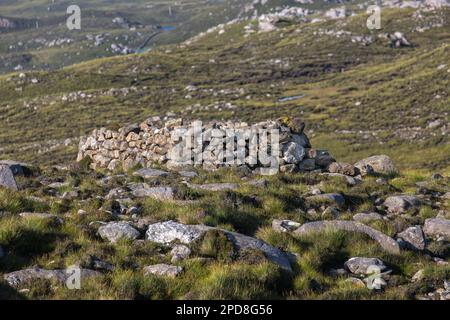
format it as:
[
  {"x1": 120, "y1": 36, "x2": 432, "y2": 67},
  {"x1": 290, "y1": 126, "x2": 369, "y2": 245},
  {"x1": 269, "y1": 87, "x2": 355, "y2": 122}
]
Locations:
[{"x1": 77, "y1": 117, "x2": 336, "y2": 173}]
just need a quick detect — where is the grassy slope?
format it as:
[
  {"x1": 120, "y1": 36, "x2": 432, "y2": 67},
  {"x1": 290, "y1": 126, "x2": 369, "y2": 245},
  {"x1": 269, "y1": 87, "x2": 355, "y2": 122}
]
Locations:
[{"x1": 0, "y1": 7, "x2": 449, "y2": 172}]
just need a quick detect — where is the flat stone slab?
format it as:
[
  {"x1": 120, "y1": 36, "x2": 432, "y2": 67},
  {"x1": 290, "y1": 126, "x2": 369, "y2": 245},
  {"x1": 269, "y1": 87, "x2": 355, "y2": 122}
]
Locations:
[
  {"x1": 0, "y1": 165, "x2": 18, "y2": 191},
  {"x1": 133, "y1": 168, "x2": 169, "y2": 178},
  {"x1": 294, "y1": 220, "x2": 401, "y2": 254},
  {"x1": 146, "y1": 220, "x2": 292, "y2": 272},
  {"x1": 4, "y1": 268, "x2": 101, "y2": 288},
  {"x1": 188, "y1": 183, "x2": 239, "y2": 192}
]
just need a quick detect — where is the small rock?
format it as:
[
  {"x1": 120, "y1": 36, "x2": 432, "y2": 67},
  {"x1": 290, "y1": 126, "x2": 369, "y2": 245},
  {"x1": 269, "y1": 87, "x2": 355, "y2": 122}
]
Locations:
[
  {"x1": 98, "y1": 222, "x2": 141, "y2": 243},
  {"x1": 143, "y1": 264, "x2": 183, "y2": 278},
  {"x1": 328, "y1": 162, "x2": 359, "y2": 176},
  {"x1": 397, "y1": 225, "x2": 426, "y2": 251},
  {"x1": 384, "y1": 195, "x2": 421, "y2": 214},
  {"x1": 423, "y1": 218, "x2": 450, "y2": 241},
  {"x1": 344, "y1": 257, "x2": 387, "y2": 275},
  {"x1": 130, "y1": 184, "x2": 175, "y2": 200},
  {"x1": 412, "y1": 269, "x2": 425, "y2": 282},
  {"x1": 170, "y1": 245, "x2": 191, "y2": 263}
]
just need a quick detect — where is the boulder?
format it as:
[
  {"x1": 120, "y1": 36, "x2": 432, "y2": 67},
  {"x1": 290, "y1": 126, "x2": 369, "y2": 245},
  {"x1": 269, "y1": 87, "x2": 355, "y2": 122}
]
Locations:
[
  {"x1": 354, "y1": 155, "x2": 397, "y2": 175},
  {"x1": 98, "y1": 222, "x2": 141, "y2": 243},
  {"x1": 294, "y1": 220, "x2": 401, "y2": 254},
  {"x1": 397, "y1": 226, "x2": 426, "y2": 251},
  {"x1": 146, "y1": 221, "x2": 292, "y2": 272},
  {"x1": 0, "y1": 165, "x2": 18, "y2": 191},
  {"x1": 384, "y1": 195, "x2": 421, "y2": 214},
  {"x1": 423, "y1": 218, "x2": 450, "y2": 241},
  {"x1": 130, "y1": 184, "x2": 175, "y2": 200},
  {"x1": 353, "y1": 212, "x2": 383, "y2": 223},
  {"x1": 4, "y1": 268, "x2": 101, "y2": 288},
  {"x1": 344, "y1": 257, "x2": 387, "y2": 275},
  {"x1": 133, "y1": 168, "x2": 169, "y2": 178},
  {"x1": 143, "y1": 264, "x2": 183, "y2": 278}
]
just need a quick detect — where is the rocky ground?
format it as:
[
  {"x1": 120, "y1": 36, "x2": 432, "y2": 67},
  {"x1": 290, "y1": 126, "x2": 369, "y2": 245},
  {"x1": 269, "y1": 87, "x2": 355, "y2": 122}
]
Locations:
[{"x1": 0, "y1": 149, "x2": 448, "y2": 299}]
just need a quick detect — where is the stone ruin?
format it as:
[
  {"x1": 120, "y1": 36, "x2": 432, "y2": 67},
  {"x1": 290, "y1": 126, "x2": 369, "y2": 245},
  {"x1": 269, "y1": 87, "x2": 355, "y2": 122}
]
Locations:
[{"x1": 77, "y1": 117, "x2": 336, "y2": 174}]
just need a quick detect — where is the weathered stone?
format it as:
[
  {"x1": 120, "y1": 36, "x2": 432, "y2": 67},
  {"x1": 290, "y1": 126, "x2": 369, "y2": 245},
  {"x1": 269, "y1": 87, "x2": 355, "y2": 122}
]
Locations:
[
  {"x1": 328, "y1": 162, "x2": 359, "y2": 176},
  {"x1": 307, "y1": 193, "x2": 345, "y2": 207},
  {"x1": 384, "y1": 195, "x2": 421, "y2": 214},
  {"x1": 133, "y1": 168, "x2": 169, "y2": 178},
  {"x1": 98, "y1": 222, "x2": 141, "y2": 243},
  {"x1": 344, "y1": 257, "x2": 387, "y2": 275},
  {"x1": 0, "y1": 165, "x2": 18, "y2": 191},
  {"x1": 282, "y1": 142, "x2": 306, "y2": 164},
  {"x1": 170, "y1": 245, "x2": 192, "y2": 263},
  {"x1": 423, "y1": 218, "x2": 450, "y2": 241},
  {"x1": 179, "y1": 171, "x2": 198, "y2": 178},
  {"x1": 146, "y1": 221, "x2": 292, "y2": 272},
  {"x1": 4, "y1": 268, "x2": 101, "y2": 288},
  {"x1": 397, "y1": 225, "x2": 426, "y2": 251},
  {"x1": 353, "y1": 212, "x2": 383, "y2": 223},
  {"x1": 0, "y1": 160, "x2": 35, "y2": 176},
  {"x1": 143, "y1": 264, "x2": 183, "y2": 278},
  {"x1": 105, "y1": 187, "x2": 130, "y2": 200},
  {"x1": 354, "y1": 155, "x2": 397, "y2": 175},
  {"x1": 294, "y1": 220, "x2": 401, "y2": 254},
  {"x1": 412, "y1": 269, "x2": 425, "y2": 282},
  {"x1": 272, "y1": 219, "x2": 301, "y2": 233},
  {"x1": 130, "y1": 184, "x2": 175, "y2": 200}
]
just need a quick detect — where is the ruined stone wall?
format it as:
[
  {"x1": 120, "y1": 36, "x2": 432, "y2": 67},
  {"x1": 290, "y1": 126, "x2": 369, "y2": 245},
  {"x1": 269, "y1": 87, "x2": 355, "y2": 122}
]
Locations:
[{"x1": 77, "y1": 117, "x2": 336, "y2": 173}]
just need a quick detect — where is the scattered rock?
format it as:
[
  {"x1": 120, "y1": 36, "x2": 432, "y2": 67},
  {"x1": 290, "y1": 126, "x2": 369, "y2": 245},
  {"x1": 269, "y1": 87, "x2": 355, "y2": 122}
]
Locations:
[
  {"x1": 98, "y1": 222, "x2": 141, "y2": 243},
  {"x1": 344, "y1": 257, "x2": 387, "y2": 275},
  {"x1": 294, "y1": 220, "x2": 401, "y2": 254},
  {"x1": 397, "y1": 225, "x2": 426, "y2": 251},
  {"x1": 354, "y1": 155, "x2": 397, "y2": 175},
  {"x1": 423, "y1": 218, "x2": 450, "y2": 241},
  {"x1": 189, "y1": 183, "x2": 238, "y2": 192},
  {"x1": 143, "y1": 264, "x2": 183, "y2": 278},
  {"x1": 384, "y1": 195, "x2": 421, "y2": 214},
  {"x1": 328, "y1": 162, "x2": 359, "y2": 176},
  {"x1": 0, "y1": 165, "x2": 18, "y2": 191},
  {"x1": 4, "y1": 268, "x2": 101, "y2": 288}
]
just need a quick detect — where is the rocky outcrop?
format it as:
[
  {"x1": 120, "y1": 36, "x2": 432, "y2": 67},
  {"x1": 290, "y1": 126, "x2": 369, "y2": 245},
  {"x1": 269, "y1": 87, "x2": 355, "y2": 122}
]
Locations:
[
  {"x1": 294, "y1": 220, "x2": 401, "y2": 254},
  {"x1": 145, "y1": 221, "x2": 292, "y2": 272}
]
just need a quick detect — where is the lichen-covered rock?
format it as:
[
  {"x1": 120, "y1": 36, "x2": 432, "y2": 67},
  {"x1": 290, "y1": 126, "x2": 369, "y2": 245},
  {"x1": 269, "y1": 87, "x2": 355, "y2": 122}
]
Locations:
[
  {"x1": 0, "y1": 165, "x2": 18, "y2": 191},
  {"x1": 170, "y1": 245, "x2": 192, "y2": 263},
  {"x1": 423, "y1": 218, "x2": 450, "y2": 241},
  {"x1": 328, "y1": 162, "x2": 359, "y2": 176},
  {"x1": 344, "y1": 257, "x2": 387, "y2": 275},
  {"x1": 98, "y1": 222, "x2": 141, "y2": 243},
  {"x1": 272, "y1": 219, "x2": 301, "y2": 233},
  {"x1": 354, "y1": 155, "x2": 397, "y2": 175},
  {"x1": 397, "y1": 225, "x2": 426, "y2": 251},
  {"x1": 143, "y1": 264, "x2": 183, "y2": 278},
  {"x1": 384, "y1": 195, "x2": 421, "y2": 214}
]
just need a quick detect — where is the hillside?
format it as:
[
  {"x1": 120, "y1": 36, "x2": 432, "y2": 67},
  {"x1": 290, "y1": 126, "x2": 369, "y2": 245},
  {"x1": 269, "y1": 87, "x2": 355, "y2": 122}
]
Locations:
[{"x1": 0, "y1": 5, "x2": 448, "y2": 172}]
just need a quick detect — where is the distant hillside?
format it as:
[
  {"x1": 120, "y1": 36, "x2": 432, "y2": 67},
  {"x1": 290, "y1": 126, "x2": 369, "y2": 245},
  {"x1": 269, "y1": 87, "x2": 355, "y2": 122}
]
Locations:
[{"x1": 0, "y1": 5, "x2": 448, "y2": 172}]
